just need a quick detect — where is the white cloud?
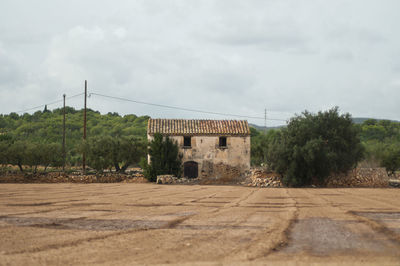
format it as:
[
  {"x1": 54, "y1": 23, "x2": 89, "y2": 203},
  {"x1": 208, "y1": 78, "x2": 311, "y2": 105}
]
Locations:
[{"x1": 0, "y1": 0, "x2": 399, "y2": 125}]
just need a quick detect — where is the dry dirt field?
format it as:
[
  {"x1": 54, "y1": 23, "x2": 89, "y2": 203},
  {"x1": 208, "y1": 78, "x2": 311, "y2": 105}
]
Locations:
[{"x1": 0, "y1": 184, "x2": 399, "y2": 265}]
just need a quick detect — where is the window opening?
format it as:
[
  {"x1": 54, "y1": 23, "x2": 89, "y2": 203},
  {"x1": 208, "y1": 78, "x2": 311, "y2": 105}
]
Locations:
[
  {"x1": 184, "y1": 136, "x2": 191, "y2": 147},
  {"x1": 219, "y1": 136, "x2": 227, "y2": 147}
]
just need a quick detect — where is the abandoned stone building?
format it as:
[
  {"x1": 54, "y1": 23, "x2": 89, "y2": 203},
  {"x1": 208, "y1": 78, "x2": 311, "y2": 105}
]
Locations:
[{"x1": 147, "y1": 118, "x2": 251, "y2": 180}]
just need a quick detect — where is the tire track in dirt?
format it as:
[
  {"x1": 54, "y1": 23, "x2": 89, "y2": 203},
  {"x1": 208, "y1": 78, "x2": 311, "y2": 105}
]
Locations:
[
  {"x1": 123, "y1": 186, "x2": 214, "y2": 205},
  {"x1": 347, "y1": 211, "x2": 400, "y2": 244},
  {"x1": 335, "y1": 188, "x2": 399, "y2": 209},
  {"x1": 3, "y1": 214, "x2": 194, "y2": 255},
  {"x1": 166, "y1": 188, "x2": 299, "y2": 262},
  {"x1": 280, "y1": 189, "x2": 400, "y2": 258},
  {"x1": 135, "y1": 188, "x2": 262, "y2": 262},
  {"x1": 8, "y1": 187, "x2": 220, "y2": 255},
  {"x1": 0, "y1": 206, "x2": 73, "y2": 217},
  {"x1": 246, "y1": 188, "x2": 299, "y2": 261},
  {"x1": 315, "y1": 189, "x2": 400, "y2": 245}
]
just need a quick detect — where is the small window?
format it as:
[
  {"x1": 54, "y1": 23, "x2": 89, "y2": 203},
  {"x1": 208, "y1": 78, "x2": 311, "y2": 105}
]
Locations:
[
  {"x1": 219, "y1": 136, "x2": 227, "y2": 148},
  {"x1": 184, "y1": 136, "x2": 191, "y2": 147}
]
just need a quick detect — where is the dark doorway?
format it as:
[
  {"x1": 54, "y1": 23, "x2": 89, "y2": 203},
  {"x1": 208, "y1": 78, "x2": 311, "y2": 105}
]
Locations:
[{"x1": 184, "y1": 161, "x2": 198, "y2": 179}]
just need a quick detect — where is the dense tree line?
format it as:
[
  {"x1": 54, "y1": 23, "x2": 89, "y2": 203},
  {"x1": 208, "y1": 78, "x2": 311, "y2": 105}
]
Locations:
[
  {"x1": 0, "y1": 107, "x2": 149, "y2": 172},
  {"x1": 356, "y1": 119, "x2": 400, "y2": 174},
  {"x1": 1, "y1": 106, "x2": 399, "y2": 181},
  {"x1": 0, "y1": 140, "x2": 63, "y2": 173}
]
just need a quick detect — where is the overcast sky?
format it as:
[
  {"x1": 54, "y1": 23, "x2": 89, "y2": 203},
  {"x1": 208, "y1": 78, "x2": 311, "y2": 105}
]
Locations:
[{"x1": 0, "y1": 0, "x2": 399, "y2": 126}]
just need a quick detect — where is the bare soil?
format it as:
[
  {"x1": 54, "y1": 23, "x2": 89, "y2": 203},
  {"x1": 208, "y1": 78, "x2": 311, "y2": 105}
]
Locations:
[{"x1": 0, "y1": 184, "x2": 399, "y2": 265}]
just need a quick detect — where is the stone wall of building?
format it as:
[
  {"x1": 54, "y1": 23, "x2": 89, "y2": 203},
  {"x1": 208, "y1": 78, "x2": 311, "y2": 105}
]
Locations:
[
  {"x1": 147, "y1": 134, "x2": 251, "y2": 180},
  {"x1": 200, "y1": 161, "x2": 247, "y2": 183}
]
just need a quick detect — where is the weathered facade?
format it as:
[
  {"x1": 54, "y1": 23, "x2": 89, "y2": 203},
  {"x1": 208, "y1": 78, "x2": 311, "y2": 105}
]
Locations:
[{"x1": 147, "y1": 119, "x2": 251, "y2": 180}]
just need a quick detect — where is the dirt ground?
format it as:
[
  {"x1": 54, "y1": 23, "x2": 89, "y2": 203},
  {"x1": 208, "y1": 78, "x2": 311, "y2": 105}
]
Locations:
[{"x1": 0, "y1": 184, "x2": 399, "y2": 265}]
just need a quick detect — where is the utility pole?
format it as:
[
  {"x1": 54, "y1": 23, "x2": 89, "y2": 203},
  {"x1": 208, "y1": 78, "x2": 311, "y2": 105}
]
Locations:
[
  {"x1": 83, "y1": 80, "x2": 87, "y2": 175},
  {"x1": 62, "y1": 94, "x2": 66, "y2": 172},
  {"x1": 264, "y1": 108, "x2": 267, "y2": 134}
]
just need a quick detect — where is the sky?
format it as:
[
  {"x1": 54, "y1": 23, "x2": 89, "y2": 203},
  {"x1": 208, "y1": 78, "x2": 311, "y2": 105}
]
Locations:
[{"x1": 0, "y1": 0, "x2": 399, "y2": 126}]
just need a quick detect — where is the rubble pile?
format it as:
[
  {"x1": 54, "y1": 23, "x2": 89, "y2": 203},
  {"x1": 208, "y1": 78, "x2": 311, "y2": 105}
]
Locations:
[
  {"x1": 394, "y1": 172, "x2": 400, "y2": 179},
  {"x1": 326, "y1": 168, "x2": 389, "y2": 187},
  {"x1": 246, "y1": 168, "x2": 283, "y2": 188},
  {"x1": 389, "y1": 179, "x2": 400, "y2": 187},
  {"x1": 156, "y1": 175, "x2": 200, "y2": 185}
]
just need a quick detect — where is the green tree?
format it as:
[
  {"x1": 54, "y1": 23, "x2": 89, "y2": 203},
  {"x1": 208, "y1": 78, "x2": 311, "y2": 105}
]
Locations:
[
  {"x1": 381, "y1": 145, "x2": 400, "y2": 175},
  {"x1": 25, "y1": 143, "x2": 42, "y2": 173},
  {"x1": 84, "y1": 136, "x2": 115, "y2": 172},
  {"x1": 84, "y1": 136, "x2": 146, "y2": 173},
  {"x1": 267, "y1": 107, "x2": 364, "y2": 187},
  {"x1": 0, "y1": 142, "x2": 9, "y2": 167},
  {"x1": 7, "y1": 141, "x2": 28, "y2": 172},
  {"x1": 41, "y1": 143, "x2": 64, "y2": 171},
  {"x1": 118, "y1": 137, "x2": 146, "y2": 172},
  {"x1": 251, "y1": 129, "x2": 280, "y2": 166},
  {"x1": 142, "y1": 133, "x2": 182, "y2": 182}
]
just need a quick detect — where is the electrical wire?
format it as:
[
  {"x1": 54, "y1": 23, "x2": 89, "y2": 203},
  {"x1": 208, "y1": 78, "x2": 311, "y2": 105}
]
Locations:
[
  {"x1": 15, "y1": 93, "x2": 84, "y2": 114},
  {"x1": 11, "y1": 90, "x2": 288, "y2": 122},
  {"x1": 89, "y1": 92, "x2": 287, "y2": 122}
]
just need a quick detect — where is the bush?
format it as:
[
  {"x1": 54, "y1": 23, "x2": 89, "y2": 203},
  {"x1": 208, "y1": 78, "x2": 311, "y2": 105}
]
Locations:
[
  {"x1": 267, "y1": 107, "x2": 364, "y2": 187},
  {"x1": 142, "y1": 133, "x2": 182, "y2": 182},
  {"x1": 381, "y1": 145, "x2": 400, "y2": 175}
]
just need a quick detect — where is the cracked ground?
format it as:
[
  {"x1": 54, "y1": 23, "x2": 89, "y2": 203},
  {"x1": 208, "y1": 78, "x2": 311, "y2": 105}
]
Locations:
[{"x1": 0, "y1": 184, "x2": 399, "y2": 265}]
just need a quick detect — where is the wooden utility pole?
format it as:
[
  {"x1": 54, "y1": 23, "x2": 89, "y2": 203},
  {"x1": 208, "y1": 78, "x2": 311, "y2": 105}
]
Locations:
[
  {"x1": 62, "y1": 94, "x2": 66, "y2": 171},
  {"x1": 83, "y1": 80, "x2": 87, "y2": 175},
  {"x1": 264, "y1": 108, "x2": 267, "y2": 134}
]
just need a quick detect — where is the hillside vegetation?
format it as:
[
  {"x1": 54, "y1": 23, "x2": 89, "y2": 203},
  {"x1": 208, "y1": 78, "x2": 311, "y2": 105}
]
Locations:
[
  {"x1": 0, "y1": 108, "x2": 148, "y2": 171},
  {"x1": 0, "y1": 107, "x2": 399, "y2": 177}
]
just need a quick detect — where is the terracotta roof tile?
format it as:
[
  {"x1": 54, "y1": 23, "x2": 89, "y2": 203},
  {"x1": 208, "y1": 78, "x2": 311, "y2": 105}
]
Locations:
[{"x1": 148, "y1": 119, "x2": 250, "y2": 136}]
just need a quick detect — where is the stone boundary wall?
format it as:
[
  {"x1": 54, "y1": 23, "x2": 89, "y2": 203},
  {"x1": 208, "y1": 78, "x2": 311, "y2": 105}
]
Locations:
[
  {"x1": 0, "y1": 172, "x2": 147, "y2": 183},
  {"x1": 326, "y1": 168, "x2": 389, "y2": 187}
]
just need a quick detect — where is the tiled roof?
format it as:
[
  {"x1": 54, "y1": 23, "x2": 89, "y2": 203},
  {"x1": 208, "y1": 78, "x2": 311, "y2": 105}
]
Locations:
[{"x1": 147, "y1": 119, "x2": 250, "y2": 136}]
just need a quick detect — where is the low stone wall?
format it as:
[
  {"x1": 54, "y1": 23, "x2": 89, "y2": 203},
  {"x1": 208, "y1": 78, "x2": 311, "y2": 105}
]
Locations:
[
  {"x1": 326, "y1": 168, "x2": 389, "y2": 187},
  {"x1": 0, "y1": 172, "x2": 147, "y2": 183}
]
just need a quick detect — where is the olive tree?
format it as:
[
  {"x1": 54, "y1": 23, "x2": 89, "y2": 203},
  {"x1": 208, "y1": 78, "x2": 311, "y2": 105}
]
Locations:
[
  {"x1": 268, "y1": 107, "x2": 364, "y2": 187},
  {"x1": 381, "y1": 145, "x2": 400, "y2": 175},
  {"x1": 84, "y1": 136, "x2": 146, "y2": 173}
]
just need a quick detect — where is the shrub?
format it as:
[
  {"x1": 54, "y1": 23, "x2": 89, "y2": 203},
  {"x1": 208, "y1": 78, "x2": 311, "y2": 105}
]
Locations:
[
  {"x1": 142, "y1": 133, "x2": 182, "y2": 182},
  {"x1": 267, "y1": 107, "x2": 364, "y2": 187}
]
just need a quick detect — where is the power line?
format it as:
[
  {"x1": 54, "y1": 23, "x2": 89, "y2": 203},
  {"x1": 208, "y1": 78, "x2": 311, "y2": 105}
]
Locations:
[
  {"x1": 15, "y1": 93, "x2": 84, "y2": 114},
  {"x1": 89, "y1": 92, "x2": 287, "y2": 122},
  {"x1": 10, "y1": 90, "x2": 288, "y2": 122}
]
